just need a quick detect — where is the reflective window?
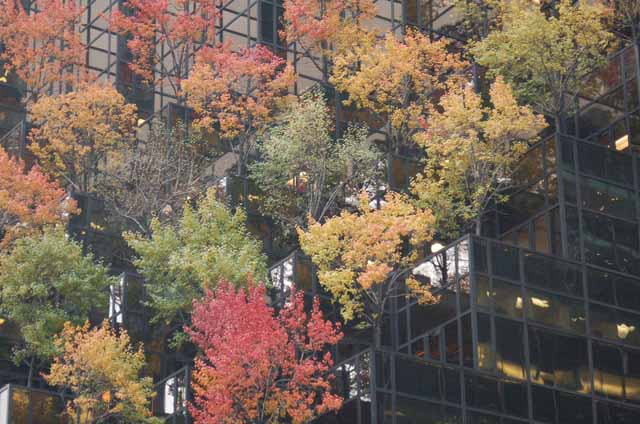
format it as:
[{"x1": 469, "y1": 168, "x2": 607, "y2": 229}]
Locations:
[
  {"x1": 531, "y1": 385, "x2": 555, "y2": 423},
  {"x1": 577, "y1": 141, "x2": 634, "y2": 186},
  {"x1": 528, "y1": 326, "x2": 590, "y2": 392},
  {"x1": 495, "y1": 318, "x2": 525, "y2": 381},
  {"x1": 491, "y1": 243, "x2": 520, "y2": 281},
  {"x1": 465, "y1": 374, "x2": 500, "y2": 412},
  {"x1": 473, "y1": 238, "x2": 488, "y2": 274},
  {"x1": 493, "y1": 279, "x2": 523, "y2": 319},
  {"x1": 395, "y1": 396, "x2": 461, "y2": 424},
  {"x1": 395, "y1": 356, "x2": 440, "y2": 400},
  {"x1": 590, "y1": 303, "x2": 640, "y2": 347},
  {"x1": 502, "y1": 380, "x2": 527, "y2": 417},
  {"x1": 476, "y1": 274, "x2": 491, "y2": 309},
  {"x1": 524, "y1": 252, "x2": 583, "y2": 296},
  {"x1": 409, "y1": 290, "x2": 457, "y2": 339},
  {"x1": 593, "y1": 342, "x2": 624, "y2": 400},
  {"x1": 597, "y1": 402, "x2": 640, "y2": 424},
  {"x1": 525, "y1": 288, "x2": 585, "y2": 334},
  {"x1": 556, "y1": 392, "x2": 592, "y2": 424},
  {"x1": 579, "y1": 176, "x2": 636, "y2": 221},
  {"x1": 588, "y1": 268, "x2": 640, "y2": 313},
  {"x1": 477, "y1": 312, "x2": 495, "y2": 371},
  {"x1": 445, "y1": 321, "x2": 460, "y2": 364}
]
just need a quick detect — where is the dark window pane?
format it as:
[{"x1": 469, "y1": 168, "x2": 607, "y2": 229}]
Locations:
[
  {"x1": 593, "y1": 342, "x2": 624, "y2": 400},
  {"x1": 395, "y1": 396, "x2": 444, "y2": 424},
  {"x1": 588, "y1": 268, "x2": 616, "y2": 304},
  {"x1": 461, "y1": 314, "x2": 474, "y2": 367},
  {"x1": 502, "y1": 380, "x2": 527, "y2": 417},
  {"x1": 495, "y1": 318, "x2": 525, "y2": 380},
  {"x1": 395, "y1": 357, "x2": 440, "y2": 400},
  {"x1": 465, "y1": 374, "x2": 500, "y2": 412},
  {"x1": 467, "y1": 411, "x2": 500, "y2": 424},
  {"x1": 477, "y1": 313, "x2": 495, "y2": 370},
  {"x1": 476, "y1": 274, "x2": 491, "y2": 309},
  {"x1": 492, "y1": 243, "x2": 520, "y2": 281},
  {"x1": 580, "y1": 176, "x2": 636, "y2": 220},
  {"x1": 556, "y1": 392, "x2": 592, "y2": 424},
  {"x1": 410, "y1": 290, "x2": 457, "y2": 339},
  {"x1": 443, "y1": 367, "x2": 461, "y2": 403},
  {"x1": 427, "y1": 331, "x2": 442, "y2": 361},
  {"x1": 590, "y1": 304, "x2": 640, "y2": 347},
  {"x1": 445, "y1": 321, "x2": 460, "y2": 364},
  {"x1": 532, "y1": 385, "x2": 555, "y2": 423},
  {"x1": 597, "y1": 402, "x2": 640, "y2": 424},
  {"x1": 626, "y1": 348, "x2": 640, "y2": 403},
  {"x1": 473, "y1": 238, "x2": 488, "y2": 274},
  {"x1": 523, "y1": 252, "x2": 583, "y2": 296}
]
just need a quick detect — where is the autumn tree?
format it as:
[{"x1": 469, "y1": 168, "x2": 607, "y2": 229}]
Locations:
[
  {"x1": 331, "y1": 29, "x2": 466, "y2": 152},
  {"x1": 0, "y1": 229, "x2": 114, "y2": 386},
  {"x1": 282, "y1": 0, "x2": 376, "y2": 79},
  {"x1": 0, "y1": 147, "x2": 77, "y2": 246},
  {"x1": 250, "y1": 91, "x2": 382, "y2": 236},
  {"x1": 187, "y1": 280, "x2": 343, "y2": 424},
  {"x1": 111, "y1": 0, "x2": 220, "y2": 98},
  {"x1": 298, "y1": 191, "x2": 436, "y2": 347},
  {"x1": 46, "y1": 321, "x2": 159, "y2": 424},
  {"x1": 98, "y1": 122, "x2": 213, "y2": 237},
  {"x1": 471, "y1": 0, "x2": 612, "y2": 131},
  {"x1": 126, "y1": 189, "x2": 268, "y2": 332},
  {"x1": 412, "y1": 77, "x2": 547, "y2": 239},
  {"x1": 28, "y1": 83, "x2": 138, "y2": 192},
  {"x1": 0, "y1": 0, "x2": 87, "y2": 105},
  {"x1": 182, "y1": 44, "x2": 293, "y2": 176},
  {"x1": 453, "y1": 0, "x2": 500, "y2": 40}
]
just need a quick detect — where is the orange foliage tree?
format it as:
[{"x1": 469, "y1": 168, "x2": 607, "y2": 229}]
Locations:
[
  {"x1": 46, "y1": 321, "x2": 158, "y2": 423},
  {"x1": 111, "y1": 0, "x2": 221, "y2": 97},
  {"x1": 0, "y1": 0, "x2": 87, "y2": 105},
  {"x1": 0, "y1": 147, "x2": 76, "y2": 246},
  {"x1": 182, "y1": 44, "x2": 294, "y2": 175},
  {"x1": 187, "y1": 281, "x2": 343, "y2": 424},
  {"x1": 298, "y1": 192, "x2": 437, "y2": 347},
  {"x1": 28, "y1": 83, "x2": 138, "y2": 193},
  {"x1": 331, "y1": 29, "x2": 467, "y2": 151}
]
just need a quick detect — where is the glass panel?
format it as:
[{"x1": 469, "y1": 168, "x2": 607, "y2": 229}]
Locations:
[
  {"x1": 531, "y1": 385, "x2": 555, "y2": 423},
  {"x1": 443, "y1": 367, "x2": 461, "y2": 404},
  {"x1": 395, "y1": 396, "x2": 448, "y2": 424},
  {"x1": 409, "y1": 289, "x2": 457, "y2": 339},
  {"x1": 31, "y1": 390, "x2": 65, "y2": 424},
  {"x1": 395, "y1": 356, "x2": 440, "y2": 400},
  {"x1": 465, "y1": 374, "x2": 500, "y2": 412},
  {"x1": 579, "y1": 176, "x2": 636, "y2": 220},
  {"x1": 525, "y1": 288, "x2": 586, "y2": 334},
  {"x1": 593, "y1": 342, "x2": 624, "y2": 400},
  {"x1": 577, "y1": 142, "x2": 633, "y2": 186},
  {"x1": 427, "y1": 331, "x2": 441, "y2": 362},
  {"x1": 461, "y1": 314, "x2": 474, "y2": 368},
  {"x1": 445, "y1": 321, "x2": 459, "y2": 364},
  {"x1": 477, "y1": 312, "x2": 495, "y2": 370},
  {"x1": 11, "y1": 388, "x2": 29, "y2": 424},
  {"x1": 625, "y1": 348, "x2": 640, "y2": 403},
  {"x1": 473, "y1": 238, "x2": 488, "y2": 274},
  {"x1": 523, "y1": 252, "x2": 583, "y2": 296},
  {"x1": 493, "y1": 279, "x2": 523, "y2": 319},
  {"x1": 597, "y1": 401, "x2": 640, "y2": 424},
  {"x1": 294, "y1": 256, "x2": 313, "y2": 292},
  {"x1": 556, "y1": 392, "x2": 592, "y2": 424},
  {"x1": 495, "y1": 318, "x2": 525, "y2": 381},
  {"x1": 475, "y1": 274, "x2": 491, "y2": 309},
  {"x1": 590, "y1": 304, "x2": 640, "y2": 347},
  {"x1": 491, "y1": 243, "x2": 520, "y2": 281},
  {"x1": 502, "y1": 380, "x2": 527, "y2": 417}
]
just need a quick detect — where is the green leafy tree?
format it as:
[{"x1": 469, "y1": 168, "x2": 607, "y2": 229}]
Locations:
[
  {"x1": 250, "y1": 91, "x2": 382, "y2": 236},
  {"x1": 0, "y1": 229, "x2": 114, "y2": 386},
  {"x1": 126, "y1": 188, "x2": 268, "y2": 332},
  {"x1": 471, "y1": 0, "x2": 612, "y2": 130}
]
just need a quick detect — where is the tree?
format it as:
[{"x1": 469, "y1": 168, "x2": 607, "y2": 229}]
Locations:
[
  {"x1": 111, "y1": 0, "x2": 220, "y2": 98},
  {"x1": 471, "y1": 0, "x2": 612, "y2": 131},
  {"x1": 126, "y1": 188, "x2": 268, "y2": 330},
  {"x1": 250, "y1": 91, "x2": 382, "y2": 236},
  {"x1": 411, "y1": 77, "x2": 547, "y2": 239},
  {"x1": 0, "y1": 0, "x2": 87, "y2": 105},
  {"x1": 453, "y1": 0, "x2": 500, "y2": 41},
  {"x1": 331, "y1": 29, "x2": 467, "y2": 152},
  {"x1": 0, "y1": 147, "x2": 77, "y2": 246},
  {"x1": 187, "y1": 280, "x2": 343, "y2": 424},
  {"x1": 97, "y1": 122, "x2": 214, "y2": 237},
  {"x1": 28, "y1": 83, "x2": 138, "y2": 192},
  {"x1": 298, "y1": 191, "x2": 436, "y2": 347},
  {"x1": 46, "y1": 321, "x2": 159, "y2": 424},
  {"x1": 282, "y1": 0, "x2": 376, "y2": 79},
  {"x1": 0, "y1": 229, "x2": 114, "y2": 386},
  {"x1": 182, "y1": 44, "x2": 294, "y2": 176}
]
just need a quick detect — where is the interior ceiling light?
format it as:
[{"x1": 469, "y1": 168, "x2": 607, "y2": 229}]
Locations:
[
  {"x1": 617, "y1": 323, "x2": 635, "y2": 339},
  {"x1": 615, "y1": 134, "x2": 629, "y2": 151},
  {"x1": 531, "y1": 297, "x2": 550, "y2": 308},
  {"x1": 515, "y1": 297, "x2": 523, "y2": 309}
]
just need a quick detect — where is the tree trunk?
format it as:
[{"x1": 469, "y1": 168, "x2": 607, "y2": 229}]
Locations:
[
  {"x1": 26, "y1": 357, "x2": 34, "y2": 388},
  {"x1": 475, "y1": 216, "x2": 482, "y2": 236}
]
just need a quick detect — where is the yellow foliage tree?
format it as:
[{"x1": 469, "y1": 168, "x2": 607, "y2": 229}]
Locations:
[
  {"x1": 412, "y1": 77, "x2": 547, "y2": 239},
  {"x1": 298, "y1": 192, "x2": 436, "y2": 347},
  {"x1": 331, "y1": 29, "x2": 467, "y2": 151},
  {"x1": 471, "y1": 0, "x2": 612, "y2": 130},
  {"x1": 28, "y1": 83, "x2": 138, "y2": 192},
  {"x1": 45, "y1": 321, "x2": 158, "y2": 424}
]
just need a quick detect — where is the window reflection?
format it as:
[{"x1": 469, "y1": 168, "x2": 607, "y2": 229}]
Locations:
[{"x1": 525, "y1": 288, "x2": 585, "y2": 334}]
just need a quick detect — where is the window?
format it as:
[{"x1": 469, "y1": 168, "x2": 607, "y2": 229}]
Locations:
[
  {"x1": 590, "y1": 304, "x2": 640, "y2": 347},
  {"x1": 494, "y1": 280, "x2": 523, "y2": 319},
  {"x1": 525, "y1": 288, "x2": 585, "y2": 334},
  {"x1": 593, "y1": 342, "x2": 624, "y2": 400},
  {"x1": 523, "y1": 252, "x2": 582, "y2": 296},
  {"x1": 491, "y1": 243, "x2": 520, "y2": 281},
  {"x1": 395, "y1": 357, "x2": 440, "y2": 400},
  {"x1": 495, "y1": 318, "x2": 525, "y2": 380}
]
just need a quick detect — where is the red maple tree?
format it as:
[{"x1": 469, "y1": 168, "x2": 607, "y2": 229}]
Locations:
[
  {"x1": 0, "y1": 0, "x2": 87, "y2": 105},
  {"x1": 187, "y1": 280, "x2": 343, "y2": 424},
  {"x1": 0, "y1": 147, "x2": 77, "y2": 246},
  {"x1": 111, "y1": 0, "x2": 221, "y2": 96}
]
